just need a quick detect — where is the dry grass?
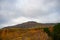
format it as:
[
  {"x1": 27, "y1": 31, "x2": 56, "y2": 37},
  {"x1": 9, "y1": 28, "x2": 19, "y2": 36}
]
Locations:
[{"x1": 0, "y1": 28, "x2": 53, "y2": 40}]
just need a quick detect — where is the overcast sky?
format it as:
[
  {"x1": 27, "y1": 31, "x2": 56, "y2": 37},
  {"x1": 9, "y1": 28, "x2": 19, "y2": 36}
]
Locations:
[{"x1": 0, "y1": 0, "x2": 60, "y2": 28}]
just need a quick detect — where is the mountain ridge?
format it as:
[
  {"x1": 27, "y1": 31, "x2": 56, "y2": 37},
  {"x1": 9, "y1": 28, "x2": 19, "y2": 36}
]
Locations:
[{"x1": 2, "y1": 21, "x2": 56, "y2": 29}]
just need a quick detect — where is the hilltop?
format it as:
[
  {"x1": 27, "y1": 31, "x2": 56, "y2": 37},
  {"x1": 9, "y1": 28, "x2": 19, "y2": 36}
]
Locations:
[{"x1": 2, "y1": 21, "x2": 56, "y2": 29}]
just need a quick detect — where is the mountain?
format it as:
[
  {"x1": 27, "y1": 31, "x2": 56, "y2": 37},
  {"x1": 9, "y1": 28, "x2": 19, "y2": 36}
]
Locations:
[
  {"x1": 0, "y1": 21, "x2": 57, "y2": 40},
  {"x1": 3, "y1": 21, "x2": 56, "y2": 29}
]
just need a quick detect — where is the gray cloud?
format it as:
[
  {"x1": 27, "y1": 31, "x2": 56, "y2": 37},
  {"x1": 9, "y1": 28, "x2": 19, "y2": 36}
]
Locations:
[{"x1": 0, "y1": 0, "x2": 60, "y2": 28}]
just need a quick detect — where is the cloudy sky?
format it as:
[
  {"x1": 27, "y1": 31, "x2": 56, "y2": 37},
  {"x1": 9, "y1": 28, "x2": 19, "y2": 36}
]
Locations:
[{"x1": 0, "y1": 0, "x2": 60, "y2": 28}]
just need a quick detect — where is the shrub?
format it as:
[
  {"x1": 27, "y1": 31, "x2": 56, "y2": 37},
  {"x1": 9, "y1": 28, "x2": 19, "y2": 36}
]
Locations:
[
  {"x1": 44, "y1": 28, "x2": 50, "y2": 36},
  {"x1": 53, "y1": 23, "x2": 60, "y2": 40}
]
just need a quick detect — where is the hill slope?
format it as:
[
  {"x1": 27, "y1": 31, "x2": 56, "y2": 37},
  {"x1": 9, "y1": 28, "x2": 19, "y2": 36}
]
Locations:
[
  {"x1": 3, "y1": 21, "x2": 55, "y2": 29},
  {"x1": 0, "y1": 21, "x2": 56, "y2": 40}
]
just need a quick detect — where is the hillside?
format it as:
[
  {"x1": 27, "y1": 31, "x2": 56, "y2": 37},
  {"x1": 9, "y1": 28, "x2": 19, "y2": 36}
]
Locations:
[
  {"x1": 3, "y1": 21, "x2": 55, "y2": 29},
  {"x1": 0, "y1": 21, "x2": 56, "y2": 40},
  {"x1": 0, "y1": 28, "x2": 54, "y2": 40}
]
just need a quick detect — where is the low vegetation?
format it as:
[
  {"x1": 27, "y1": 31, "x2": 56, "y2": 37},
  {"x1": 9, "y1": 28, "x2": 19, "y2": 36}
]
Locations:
[
  {"x1": 53, "y1": 23, "x2": 60, "y2": 40},
  {"x1": 0, "y1": 28, "x2": 49, "y2": 40},
  {"x1": 0, "y1": 22, "x2": 60, "y2": 40},
  {"x1": 44, "y1": 23, "x2": 60, "y2": 40},
  {"x1": 44, "y1": 28, "x2": 50, "y2": 36}
]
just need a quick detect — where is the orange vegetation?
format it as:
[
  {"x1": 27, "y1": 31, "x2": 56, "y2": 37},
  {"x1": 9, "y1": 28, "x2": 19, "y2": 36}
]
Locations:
[{"x1": 0, "y1": 28, "x2": 52, "y2": 40}]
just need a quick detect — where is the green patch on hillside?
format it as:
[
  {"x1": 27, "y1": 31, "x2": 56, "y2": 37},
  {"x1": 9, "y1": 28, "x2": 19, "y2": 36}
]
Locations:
[
  {"x1": 44, "y1": 28, "x2": 51, "y2": 36},
  {"x1": 53, "y1": 23, "x2": 60, "y2": 40}
]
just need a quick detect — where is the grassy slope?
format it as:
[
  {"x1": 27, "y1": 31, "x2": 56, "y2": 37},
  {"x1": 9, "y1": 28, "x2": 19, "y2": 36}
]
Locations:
[{"x1": 0, "y1": 28, "x2": 51, "y2": 40}]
